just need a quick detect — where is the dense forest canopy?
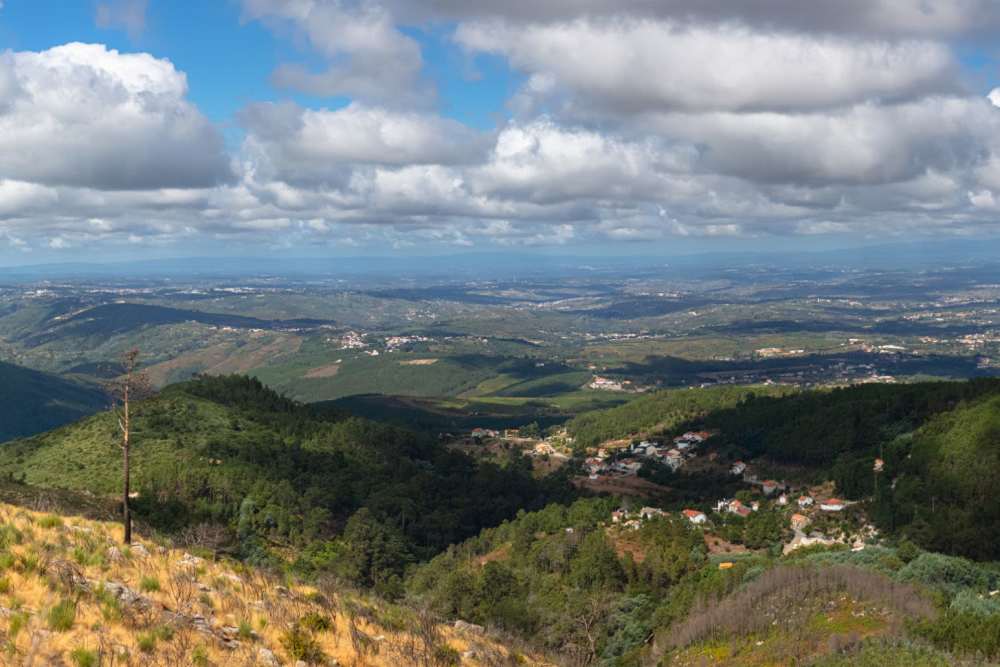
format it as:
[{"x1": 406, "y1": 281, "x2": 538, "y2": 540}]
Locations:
[{"x1": 0, "y1": 375, "x2": 575, "y2": 587}]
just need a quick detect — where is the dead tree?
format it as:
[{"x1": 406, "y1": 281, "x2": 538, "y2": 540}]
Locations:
[{"x1": 105, "y1": 348, "x2": 153, "y2": 544}]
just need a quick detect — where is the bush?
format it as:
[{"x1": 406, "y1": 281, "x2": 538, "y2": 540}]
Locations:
[
  {"x1": 47, "y1": 599, "x2": 76, "y2": 632},
  {"x1": 298, "y1": 611, "x2": 332, "y2": 633},
  {"x1": 949, "y1": 589, "x2": 1000, "y2": 617},
  {"x1": 191, "y1": 645, "x2": 210, "y2": 667},
  {"x1": 8, "y1": 612, "x2": 27, "y2": 637},
  {"x1": 433, "y1": 644, "x2": 462, "y2": 666},
  {"x1": 139, "y1": 576, "x2": 161, "y2": 593},
  {"x1": 70, "y1": 648, "x2": 98, "y2": 667},
  {"x1": 897, "y1": 552, "x2": 997, "y2": 595},
  {"x1": 280, "y1": 625, "x2": 325, "y2": 662},
  {"x1": 39, "y1": 515, "x2": 63, "y2": 529},
  {"x1": 137, "y1": 632, "x2": 157, "y2": 653}
]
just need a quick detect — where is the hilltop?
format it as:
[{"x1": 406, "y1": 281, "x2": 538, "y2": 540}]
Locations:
[{"x1": 0, "y1": 361, "x2": 105, "y2": 443}]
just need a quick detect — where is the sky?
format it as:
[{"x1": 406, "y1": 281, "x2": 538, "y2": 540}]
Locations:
[{"x1": 1, "y1": 0, "x2": 1000, "y2": 263}]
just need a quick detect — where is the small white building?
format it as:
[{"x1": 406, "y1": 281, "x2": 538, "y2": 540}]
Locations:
[
  {"x1": 682, "y1": 509, "x2": 707, "y2": 525},
  {"x1": 820, "y1": 498, "x2": 846, "y2": 512},
  {"x1": 798, "y1": 495, "x2": 814, "y2": 508},
  {"x1": 730, "y1": 461, "x2": 747, "y2": 476}
]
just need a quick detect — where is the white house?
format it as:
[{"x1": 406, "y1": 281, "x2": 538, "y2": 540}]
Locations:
[
  {"x1": 730, "y1": 461, "x2": 747, "y2": 476},
  {"x1": 798, "y1": 495, "x2": 815, "y2": 508},
  {"x1": 682, "y1": 509, "x2": 707, "y2": 524},
  {"x1": 820, "y1": 498, "x2": 846, "y2": 512}
]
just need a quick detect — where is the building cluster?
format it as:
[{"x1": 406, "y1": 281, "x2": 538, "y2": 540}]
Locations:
[
  {"x1": 610, "y1": 506, "x2": 669, "y2": 531},
  {"x1": 584, "y1": 431, "x2": 712, "y2": 479},
  {"x1": 385, "y1": 334, "x2": 430, "y2": 351}
]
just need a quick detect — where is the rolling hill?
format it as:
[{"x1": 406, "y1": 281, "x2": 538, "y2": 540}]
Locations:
[
  {"x1": 0, "y1": 361, "x2": 105, "y2": 442},
  {"x1": 0, "y1": 375, "x2": 572, "y2": 566}
]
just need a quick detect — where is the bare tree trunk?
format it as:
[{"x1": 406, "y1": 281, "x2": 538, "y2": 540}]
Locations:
[
  {"x1": 122, "y1": 372, "x2": 131, "y2": 544},
  {"x1": 123, "y1": 428, "x2": 131, "y2": 544},
  {"x1": 106, "y1": 348, "x2": 150, "y2": 545}
]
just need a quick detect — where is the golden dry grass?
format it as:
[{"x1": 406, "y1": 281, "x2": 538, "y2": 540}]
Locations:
[{"x1": 0, "y1": 503, "x2": 547, "y2": 667}]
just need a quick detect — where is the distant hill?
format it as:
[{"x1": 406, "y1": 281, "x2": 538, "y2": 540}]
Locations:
[
  {"x1": 0, "y1": 361, "x2": 105, "y2": 442},
  {"x1": 22, "y1": 302, "x2": 333, "y2": 347}
]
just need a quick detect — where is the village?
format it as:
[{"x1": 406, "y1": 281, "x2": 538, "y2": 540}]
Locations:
[{"x1": 451, "y1": 424, "x2": 882, "y2": 558}]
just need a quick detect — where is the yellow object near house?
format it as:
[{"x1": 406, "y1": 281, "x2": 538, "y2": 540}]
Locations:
[{"x1": 719, "y1": 562, "x2": 734, "y2": 570}]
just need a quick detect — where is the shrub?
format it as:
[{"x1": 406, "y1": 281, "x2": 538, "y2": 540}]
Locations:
[
  {"x1": 298, "y1": 611, "x2": 332, "y2": 633},
  {"x1": 8, "y1": 612, "x2": 27, "y2": 637},
  {"x1": 137, "y1": 632, "x2": 157, "y2": 653},
  {"x1": 39, "y1": 515, "x2": 63, "y2": 529},
  {"x1": 433, "y1": 644, "x2": 461, "y2": 666},
  {"x1": 47, "y1": 599, "x2": 76, "y2": 632},
  {"x1": 140, "y1": 576, "x2": 161, "y2": 593},
  {"x1": 280, "y1": 625, "x2": 325, "y2": 662},
  {"x1": 0, "y1": 577, "x2": 10, "y2": 594},
  {"x1": 897, "y1": 552, "x2": 997, "y2": 595},
  {"x1": 949, "y1": 589, "x2": 1000, "y2": 617},
  {"x1": 191, "y1": 645, "x2": 210, "y2": 667},
  {"x1": 70, "y1": 648, "x2": 98, "y2": 667},
  {"x1": 238, "y1": 619, "x2": 254, "y2": 639}
]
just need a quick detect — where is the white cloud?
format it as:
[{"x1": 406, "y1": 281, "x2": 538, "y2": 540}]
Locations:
[
  {"x1": 240, "y1": 102, "x2": 489, "y2": 186},
  {"x1": 241, "y1": 0, "x2": 429, "y2": 105},
  {"x1": 397, "y1": 0, "x2": 1000, "y2": 38},
  {"x1": 0, "y1": 43, "x2": 231, "y2": 190},
  {"x1": 458, "y1": 19, "x2": 958, "y2": 114},
  {"x1": 645, "y1": 96, "x2": 999, "y2": 186}
]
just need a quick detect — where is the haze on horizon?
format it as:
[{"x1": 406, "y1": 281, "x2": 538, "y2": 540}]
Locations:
[{"x1": 1, "y1": 0, "x2": 1000, "y2": 264}]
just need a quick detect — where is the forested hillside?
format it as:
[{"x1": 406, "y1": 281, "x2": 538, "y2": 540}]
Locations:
[
  {"x1": 0, "y1": 361, "x2": 105, "y2": 442},
  {"x1": 0, "y1": 375, "x2": 573, "y2": 594},
  {"x1": 408, "y1": 496, "x2": 1000, "y2": 665},
  {"x1": 566, "y1": 384, "x2": 793, "y2": 448}
]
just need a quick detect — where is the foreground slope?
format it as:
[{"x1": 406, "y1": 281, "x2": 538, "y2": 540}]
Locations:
[
  {"x1": 0, "y1": 361, "x2": 105, "y2": 442},
  {"x1": 0, "y1": 501, "x2": 546, "y2": 666}
]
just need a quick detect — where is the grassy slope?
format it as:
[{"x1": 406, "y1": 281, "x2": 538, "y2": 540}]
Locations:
[
  {"x1": 0, "y1": 502, "x2": 547, "y2": 666},
  {"x1": 0, "y1": 361, "x2": 105, "y2": 443}
]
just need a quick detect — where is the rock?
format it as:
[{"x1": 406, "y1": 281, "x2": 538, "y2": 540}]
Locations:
[
  {"x1": 91, "y1": 580, "x2": 152, "y2": 613},
  {"x1": 257, "y1": 647, "x2": 280, "y2": 667},
  {"x1": 179, "y1": 553, "x2": 204, "y2": 568},
  {"x1": 453, "y1": 620, "x2": 484, "y2": 635},
  {"x1": 295, "y1": 661, "x2": 308, "y2": 667},
  {"x1": 197, "y1": 583, "x2": 214, "y2": 593},
  {"x1": 106, "y1": 546, "x2": 124, "y2": 562},
  {"x1": 274, "y1": 585, "x2": 291, "y2": 597},
  {"x1": 462, "y1": 650, "x2": 478, "y2": 660},
  {"x1": 129, "y1": 543, "x2": 150, "y2": 557}
]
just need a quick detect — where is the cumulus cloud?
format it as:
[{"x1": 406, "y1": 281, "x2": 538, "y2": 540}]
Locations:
[
  {"x1": 5, "y1": 0, "x2": 1000, "y2": 256},
  {"x1": 0, "y1": 43, "x2": 231, "y2": 190},
  {"x1": 456, "y1": 19, "x2": 959, "y2": 114},
  {"x1": 645, "y1": 97, "x2": 999, "y2": 186},
  {"x1": 240, "y1": 0, "x2": 430, "y2": 105},
  {"x1": 239, "y1": 102, "x2": 489, "y2": 186}
]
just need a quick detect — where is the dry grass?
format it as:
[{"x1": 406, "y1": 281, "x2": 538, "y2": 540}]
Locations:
[{"x1": 0, "y1": 503, "x2": 548, "y2": 666}]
